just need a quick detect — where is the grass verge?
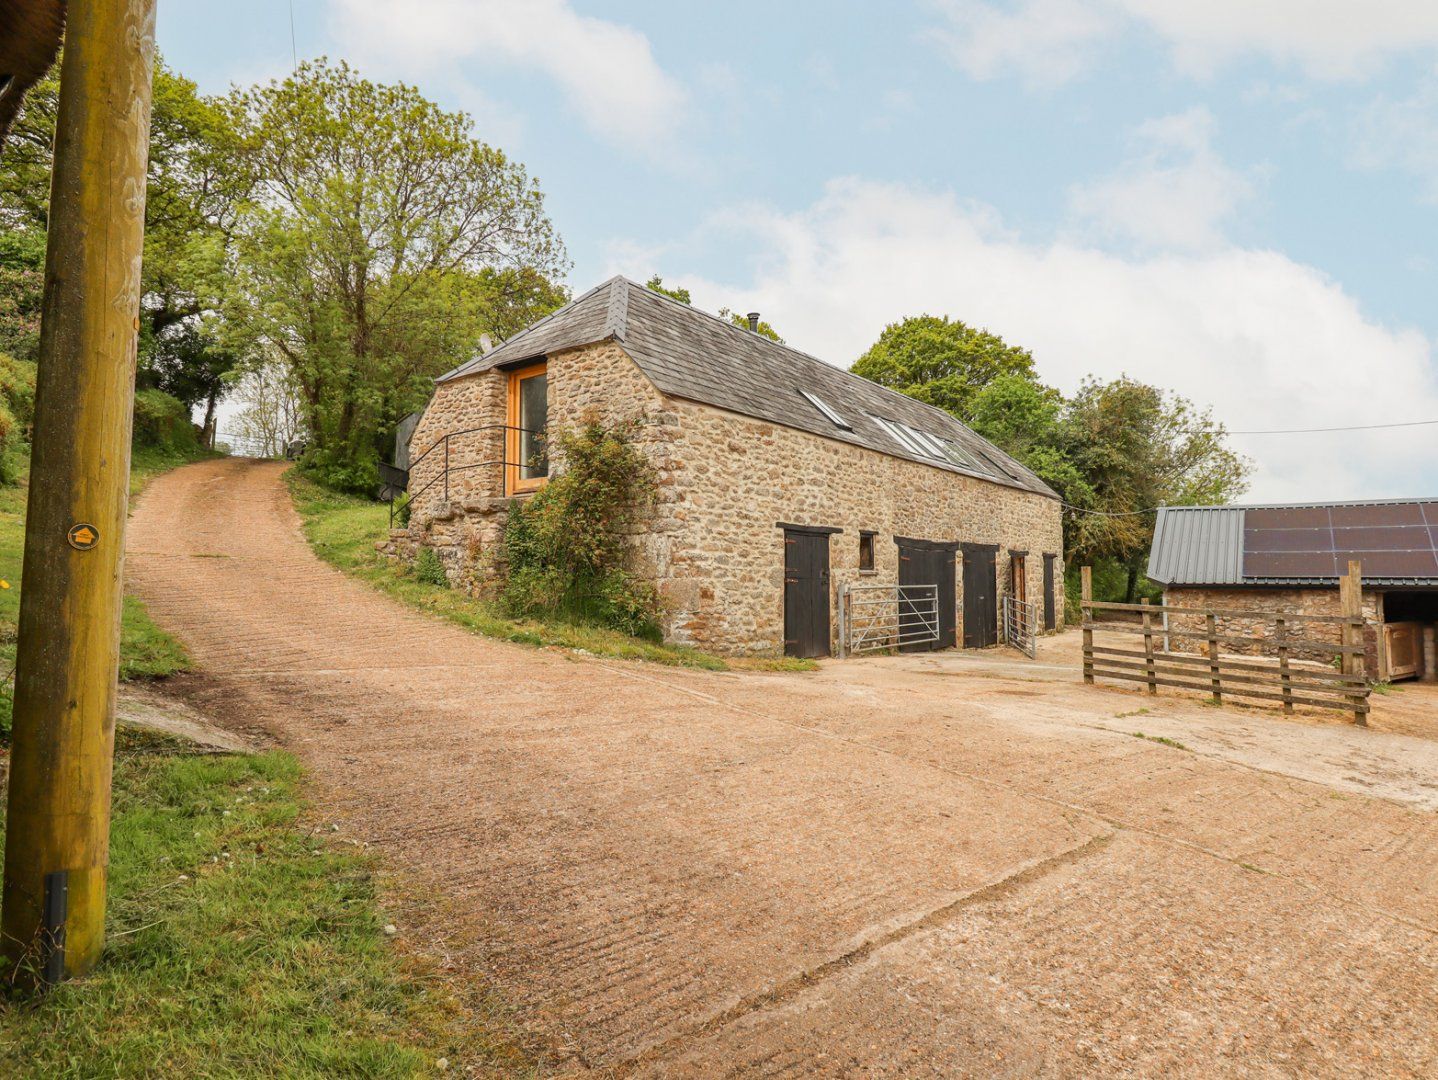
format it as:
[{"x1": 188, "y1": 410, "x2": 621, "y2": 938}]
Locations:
[
  {"x1": 0, "y1": 444, "x2": 212, "y2": 739},
  {"x1": 286, "y1": 470, "x2": 816, "y2": 673},
  {"x1": 0, "y1": 745, "x2": 531, "y2": 1077}
]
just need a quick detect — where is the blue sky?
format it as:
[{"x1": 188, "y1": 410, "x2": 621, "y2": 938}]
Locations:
[{"x1": 160, "y1": 1, "x2": 1438, "y2": 501}]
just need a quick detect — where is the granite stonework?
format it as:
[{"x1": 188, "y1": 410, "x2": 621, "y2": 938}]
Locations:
[{"x1": 385, "y1": 341, "x2": 1064, "y2": 656}]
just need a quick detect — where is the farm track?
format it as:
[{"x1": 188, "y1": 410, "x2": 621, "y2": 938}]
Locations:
[{"x1": 127, "y1": 457, "x2": 1438, "y2": 1077}]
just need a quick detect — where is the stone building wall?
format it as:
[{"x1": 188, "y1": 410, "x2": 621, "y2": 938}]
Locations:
[
  {"x1": 388, "y1": 340, "x2": 1065, "y2": 656},
  {"x1": 651, "y1": 396, "x2": 1063, "y2": 654},
  {"x1": 1162, "y1": 586, "x2": 1383, "y2": 678}
]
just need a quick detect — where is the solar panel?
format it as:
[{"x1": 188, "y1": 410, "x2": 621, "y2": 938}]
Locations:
[{"x1": 1242, "y1": 502, "x2": 1438, "y2": 581}]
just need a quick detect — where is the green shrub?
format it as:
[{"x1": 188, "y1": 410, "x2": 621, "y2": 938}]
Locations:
[
  {"x1": 298, "y1": 445, "x2": 380, "y2": 497},
  {"x1": 0, "y1": 353, "x2": 36, "y2": 485},
  {"x1": 413, "y1": 545, "x2": 449, "y2": 587},
  {"x1": 131, "y1": 388, "x2": 201, "y2": 453},
  {"x1": 502, "y1": 417, "x2": 661, "y2": 637}
]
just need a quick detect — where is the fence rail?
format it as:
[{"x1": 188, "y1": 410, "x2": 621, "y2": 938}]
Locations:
[
  {"x1": 1003, "y1": 594, "x2": 1037, "y2": 658},
  {"x1": 1078, "y1": 565, "x2": 1370, "y2": 725},
  {"x1": 839, "y1": 583, "x2": 940, "y2": 657}
]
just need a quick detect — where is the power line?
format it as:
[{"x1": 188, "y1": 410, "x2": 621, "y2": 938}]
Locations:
[
  {"x1": 289, "y1": 0, "x2": 298, "y2": 70},
  {"x1": 1228, "y1": 417, "x2": 1438, "y2": 435}
]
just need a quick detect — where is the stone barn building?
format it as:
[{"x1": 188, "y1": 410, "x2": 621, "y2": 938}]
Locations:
[
  {"x1": 1148, "y1": 499, "x2": 1438, "y2": 681},
  {"x1": 393, "y1": 276, "x2": 1064, "y2": 658}
]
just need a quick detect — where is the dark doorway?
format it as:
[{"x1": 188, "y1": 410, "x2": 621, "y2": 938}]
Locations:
[
  {"x1": 896, "y1": 538, "x2": 958, "y2": 651},
  {"x1": 1011, "y1": 552, "x2": 1027, "y2": 603},
  {"x1": 961, "y1": 544, "x2": 999, "y2": 648},
  {"x1": 784, "y1": 529, "x2": 831, "y2": 658},
  {"x1": 1043, "y1": 553, "x2": 1057, "y2": 631}
]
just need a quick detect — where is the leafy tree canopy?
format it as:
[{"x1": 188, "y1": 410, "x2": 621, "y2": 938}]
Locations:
[
  {"x1": 0, "y1": 58, "x2": 248, "y2": 430},
  {"x1": 226, "y1": 59, "x2": 568, "y2": 492},
  {"x1": 851, "y1": 314, "x2": 1036, "y2": 418}
]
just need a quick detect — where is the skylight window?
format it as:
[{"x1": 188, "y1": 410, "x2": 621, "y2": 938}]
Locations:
[
  {"x1": 799, "y1": 389, "x2": 852, "y2": 430},
  {"x1": 940, "y1": 439, "x2": 986, "y2": 472},
  {"x1": 871, "y1": 415, "x2": 944, "y2": 459}
]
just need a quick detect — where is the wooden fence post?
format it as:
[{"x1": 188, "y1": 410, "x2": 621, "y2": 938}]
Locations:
[
  {"x1": 1276, "y1": 617, "x2": 1293, "y2": 714},
  {"x1": 1141, "y1": 597, "x2": 1156, "y2": 695},
  {"x1": 1081, "y1": 566, "x2": 1093, "y2": 684},
  {"x1": 1340, "y1": 559, "x2": 1366, "y2": 725},
  {"x1": 1206, "y1": 612, "x2": 1222, "y2": 705}
]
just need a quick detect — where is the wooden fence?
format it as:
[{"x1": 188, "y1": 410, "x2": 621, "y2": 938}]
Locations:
[{"x1": 1080, "y1": 565, "x2": 1371, "y2": 725}]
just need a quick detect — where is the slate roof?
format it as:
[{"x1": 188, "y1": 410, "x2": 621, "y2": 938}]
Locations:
[
  {"x1": 437, "y1": 276, "x2": 1058, "y2": 500},
  {"x1": 1148, "y1": 498, "x2": 1438, "y2": 588}
]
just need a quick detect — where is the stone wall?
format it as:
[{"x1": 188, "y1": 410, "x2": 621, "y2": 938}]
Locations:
[
  {"x1": 650, "y1": 396, "x2": 1063, "y2": 654},
  {"x1": 1162, "y1": 586, "x2": 1383, "y2": 678},
  {"x1": 388, "y1": 340, "x2": 1065, "y2": 656}
]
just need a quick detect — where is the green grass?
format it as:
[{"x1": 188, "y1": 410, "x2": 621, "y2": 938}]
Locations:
[
  {"x1": 0, "y1": 445, "x2": 216, "y2": 740},
  {"x1": 1130, "y1": 731, "x2": 1190, "y2": 751},
  {"x1": 0, "y1": 747, "x2": 531, "y2": 1077},
  {"x1": 287, "y1": 471, "x2": 817, "y2": 673}
]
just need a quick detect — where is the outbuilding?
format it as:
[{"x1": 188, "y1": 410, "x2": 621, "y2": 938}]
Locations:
[
  {"x1": 1148, "y1": 499, "x2": 1438, "y2": 681},
  {"x1": 392, "y1": 276, "x2": 1064, "y2": 658}
]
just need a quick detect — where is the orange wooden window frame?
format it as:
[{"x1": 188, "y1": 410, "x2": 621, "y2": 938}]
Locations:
[{"x1": 506, "y1": 361, "x2": 549, "y2": 495}]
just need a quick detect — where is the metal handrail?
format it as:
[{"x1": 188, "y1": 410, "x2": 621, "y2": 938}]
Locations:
[{"x1": 387, "y1": 423, "x2": 547, "y2": 527}]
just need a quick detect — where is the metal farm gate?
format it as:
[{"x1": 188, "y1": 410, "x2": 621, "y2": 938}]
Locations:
[
  {"x1": 839, "y1": 583, "x2": 940, "y2": 657},
  {"x1": 1003, "y1": 594, "x2": 1038, "y2": 658}
]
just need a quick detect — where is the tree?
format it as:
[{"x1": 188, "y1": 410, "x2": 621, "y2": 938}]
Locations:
[
  {"x1": 0, "y1": 60, "x2": 248, "y2": 436},
  {"x1": 1062, "y1": 376, "x2": 1250, "y2": 598},
  {"x1": 228, "y1": 60, "x2": 567, "y2": 493},
  {"x1": 229, "y1": 360, "x2": 305, "y2": 458},
  {"x1": 645, "y1": 274, "x2": 690, "y2": 305},
  {"x1": 967, "y1": 372, "x2": 1090, "y2": 511},
  {"x1": 645, "y1": 275, "x2": 783, "y2": 342},
  {"x1": 852, "y1": 315, "x2": 1036, "y2": 418},
  {"x1": 0, "y1": 227, "x2": 44, "y2": 363}
]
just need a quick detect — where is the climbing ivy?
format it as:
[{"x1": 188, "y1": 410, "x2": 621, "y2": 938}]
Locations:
[{"x1": 502, "y1": 417, "x2": 661, "y2": 639}]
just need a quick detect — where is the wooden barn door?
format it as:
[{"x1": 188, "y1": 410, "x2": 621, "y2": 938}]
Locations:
[
  {"x1": 784, "y1": 529, "x2": 831, "y2": 658},
  {"x1": 961, "y1": 545, "x2": 998, "y2": 648},
  {"x1": 898, "y1": 539, "x2": 957, "y2": 651}
]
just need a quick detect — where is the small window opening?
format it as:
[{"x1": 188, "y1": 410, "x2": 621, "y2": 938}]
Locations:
[{"x1": 859, "y1": 531, "x2": 876, "y2": 571}]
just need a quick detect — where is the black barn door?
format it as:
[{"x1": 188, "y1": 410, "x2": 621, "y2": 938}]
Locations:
[
  {"x1": 897, "y1": 539, "x2": 957, "y2": 651},
  {"x1": 961, "y1": 545, "x2": 998, "y2": 648},
  {"x1": 784, "y1": 530, "x2": 831, "y2": 658},
  {"x1": 1043, "y1": 554, "x2": 1057, "y2": 631}
]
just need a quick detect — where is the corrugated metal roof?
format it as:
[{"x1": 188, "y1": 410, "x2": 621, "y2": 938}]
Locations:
[
  {"x1": 1148, "y1": 499, "x2": 1438, "y2": 587},
  {"x1": 437, "y1": 276, "x2": 1059, "y2": 500},
  {"x1": 1148, "y1": 506, "x2": 1246, "y2": 585}
]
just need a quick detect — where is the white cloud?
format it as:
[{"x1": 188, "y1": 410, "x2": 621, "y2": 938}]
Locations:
[
  {"x1": 928, "y1": 1, "x2": 1438, "y2": 83},
  {"x1": 1355, "y1": 71, "x2": 1438, "y2": 201},
  {"x1": 634, "y1": 178, "x2": 1438, "y2": 502},
  {"x1": 926, "y1": 0, "x2": 1118, "y2": 87},
  {"x1": 329, "y1": 0, "x2": 685, "y2": 148},
  {"x1": 1068, "y1": 107, "x2": 1256, "y2": 251}
]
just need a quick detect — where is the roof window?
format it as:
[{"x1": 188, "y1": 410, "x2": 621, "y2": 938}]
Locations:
[{"x1": 799, "y1": 389, "x2": 852, "y2": 430}]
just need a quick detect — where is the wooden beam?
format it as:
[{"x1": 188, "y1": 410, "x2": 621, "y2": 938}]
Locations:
[{"x1": 1081, "y1": 565, "x2": 1093, "y2": 684}]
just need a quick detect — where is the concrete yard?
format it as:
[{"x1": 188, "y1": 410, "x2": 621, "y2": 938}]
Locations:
[{"x1": 127, "y1": 458, "x2": 1438, "y2": 1077}]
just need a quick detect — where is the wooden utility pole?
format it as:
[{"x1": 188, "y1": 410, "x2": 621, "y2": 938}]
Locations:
[{"x1": 2, "y1": 0, "x2": 157, "y2": 985}]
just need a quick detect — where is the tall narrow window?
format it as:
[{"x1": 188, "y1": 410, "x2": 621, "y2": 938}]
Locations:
[
  {"x1": 506, "y1": 361, "x2": 548, "y2": 494},
  {"x1": 859, "y1": 531, "x2": 876, "y2": 572}
]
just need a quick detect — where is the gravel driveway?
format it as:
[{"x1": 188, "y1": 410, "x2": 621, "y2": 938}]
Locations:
[{"x1": 127, "y1": 459, "x2": 1438, "y2": 1077}]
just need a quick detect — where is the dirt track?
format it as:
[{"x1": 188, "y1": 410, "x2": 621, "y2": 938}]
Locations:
[{"x1": 127, "y1": 458, "x2": 1438, "y2": 1077}]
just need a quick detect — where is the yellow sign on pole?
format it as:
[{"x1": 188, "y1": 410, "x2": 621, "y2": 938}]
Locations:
[{"x1": 67, "y1": 523, "x2": 99, "y2": 550}]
